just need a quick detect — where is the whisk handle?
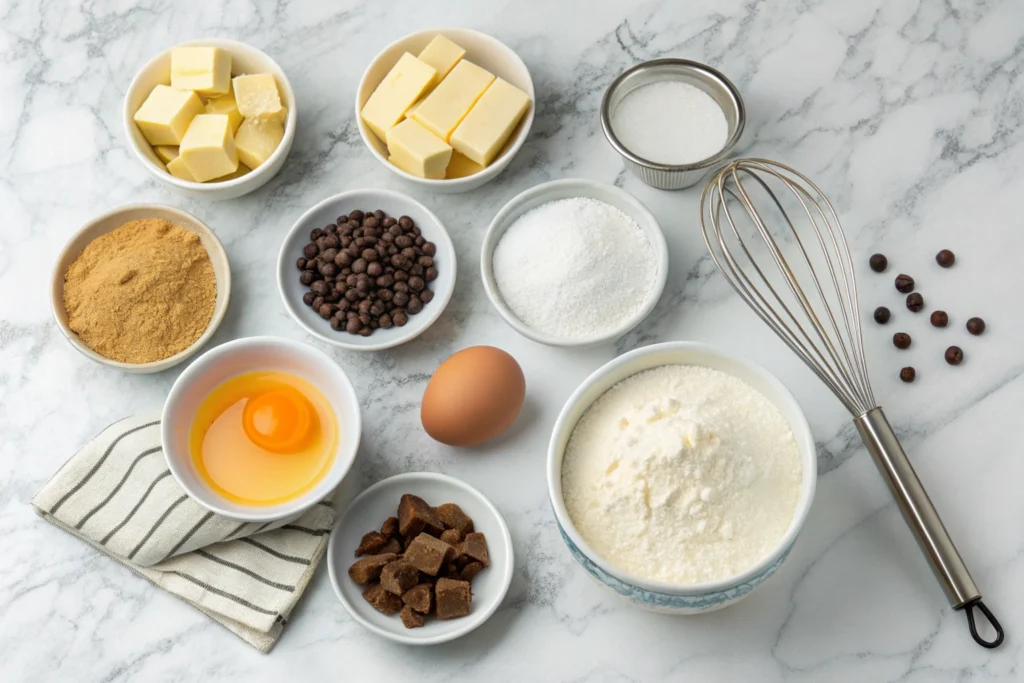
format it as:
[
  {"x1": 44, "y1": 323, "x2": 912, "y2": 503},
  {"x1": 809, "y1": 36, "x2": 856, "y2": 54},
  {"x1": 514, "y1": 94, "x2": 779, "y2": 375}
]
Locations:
[{"x1": 855, "y1": 407, "x2": 1003, "y2": 648}]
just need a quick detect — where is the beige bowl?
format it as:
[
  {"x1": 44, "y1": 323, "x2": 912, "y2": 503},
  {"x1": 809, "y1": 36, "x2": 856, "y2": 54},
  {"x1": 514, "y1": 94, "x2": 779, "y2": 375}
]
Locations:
[
  {"x1": 355, "y1": 28, "x2": 535, "y2": 194},
  {"x1": 124, "y1": 38, "x2": 297, "y2": 201},
  {"x1": 51, "y1": 204, "x2": 231, "y2": 373}
]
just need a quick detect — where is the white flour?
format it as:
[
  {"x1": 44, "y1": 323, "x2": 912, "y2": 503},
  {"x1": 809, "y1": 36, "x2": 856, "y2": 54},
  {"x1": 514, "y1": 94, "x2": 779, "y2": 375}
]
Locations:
[
  {"x1": 492, "y1": 197, "x2": 657, "y2": 341},
  {"x1": 610, "y1": 80, "x2": 728, "y2": 165},
  {"x1": 561, "y1": 364, "x2": 802, "y2": 584}
]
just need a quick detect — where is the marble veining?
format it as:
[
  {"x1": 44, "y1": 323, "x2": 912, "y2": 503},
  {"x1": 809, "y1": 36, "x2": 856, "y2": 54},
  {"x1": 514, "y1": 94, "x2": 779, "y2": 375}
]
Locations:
[{"x1": 2, "y1": 0, "x2": 1023, "y2": 680}]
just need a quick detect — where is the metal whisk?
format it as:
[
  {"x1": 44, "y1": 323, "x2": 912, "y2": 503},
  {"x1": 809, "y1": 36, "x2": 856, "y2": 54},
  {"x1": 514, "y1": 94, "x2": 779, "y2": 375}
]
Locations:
[{"x1": 699, "y1": 158, "x2": 1003, "y2": 648}]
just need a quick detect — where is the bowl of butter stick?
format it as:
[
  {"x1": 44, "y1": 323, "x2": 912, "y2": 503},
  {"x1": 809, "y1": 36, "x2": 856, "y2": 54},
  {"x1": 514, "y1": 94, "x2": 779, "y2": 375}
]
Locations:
[
  {"x1": 124, "y1": 38, "x2": 297, "y2": 200},
  {"x1": 356, "y1": 28, "x2": 535, "y2": 193}
]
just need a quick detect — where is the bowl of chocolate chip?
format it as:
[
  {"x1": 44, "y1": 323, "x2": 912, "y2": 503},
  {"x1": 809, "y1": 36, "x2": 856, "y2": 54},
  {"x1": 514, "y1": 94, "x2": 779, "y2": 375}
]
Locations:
[{"x1": 277, "y1": 189, "x2": 456, "y2": 351}]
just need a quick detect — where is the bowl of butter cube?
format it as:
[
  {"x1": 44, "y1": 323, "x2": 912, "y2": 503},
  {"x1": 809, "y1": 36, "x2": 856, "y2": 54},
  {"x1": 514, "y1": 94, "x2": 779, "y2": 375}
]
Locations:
[
  {"x1": 356, "y1": 29, "x2": 535, "y2": 194},
  {"x1": 124, "y1": 38, "x2": 297, "y2": 200}
]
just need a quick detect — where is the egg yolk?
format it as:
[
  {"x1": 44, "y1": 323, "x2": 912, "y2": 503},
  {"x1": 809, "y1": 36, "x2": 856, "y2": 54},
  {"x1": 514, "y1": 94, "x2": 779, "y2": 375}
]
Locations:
[{"x1": 242, "y1": 385, "x2": 317, "y2": 453}]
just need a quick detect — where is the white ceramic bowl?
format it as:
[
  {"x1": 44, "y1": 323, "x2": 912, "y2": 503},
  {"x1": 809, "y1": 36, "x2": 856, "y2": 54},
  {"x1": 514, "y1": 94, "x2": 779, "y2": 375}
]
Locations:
[
  {"x1": 355, "y1": 28, "x2": 535, "y2": 194},
  {"x1": 162, "y1": 336, "x2": 362, "y2": 521},
  {"x1": 328, "y1": 472, "x2": 514, "y2": 645},
  {"x1": 548, "y1": 341, "x2": 817, "y2": 613},
  {"x1": 51, "y1": 203, "x2": 231, "y2": 374},
  {"x1": 480, "y1": 178, "x2": 669, "y2": 347},
  {"x1": 278, "y1": 189, "x2": 456, "y2": 352},
  {"x1": 124, "y1": 38, "x2": 297, "y2": 200}
]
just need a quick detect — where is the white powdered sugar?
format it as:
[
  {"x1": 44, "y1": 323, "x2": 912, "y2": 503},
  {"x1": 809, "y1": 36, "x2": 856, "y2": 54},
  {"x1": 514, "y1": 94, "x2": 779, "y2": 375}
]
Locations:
[
  {"x1": 561, "y1": 364, "x2": 802, "y2": 585},
  {"x1": 492, "y1": 197, "x2": 657, "y2": 341},
  {"x1": 610, "y1": 80, "x2": 729, "y2": 165}
]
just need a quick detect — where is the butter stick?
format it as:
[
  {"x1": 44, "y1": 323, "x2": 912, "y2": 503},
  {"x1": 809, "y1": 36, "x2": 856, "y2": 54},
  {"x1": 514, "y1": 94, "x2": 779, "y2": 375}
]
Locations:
[
  {"x1": 450, "y1": 78, "x2": 530, "y2": 166},
  {"x1": 411, "y1": 60, "x2": 494, "y2": 142}
]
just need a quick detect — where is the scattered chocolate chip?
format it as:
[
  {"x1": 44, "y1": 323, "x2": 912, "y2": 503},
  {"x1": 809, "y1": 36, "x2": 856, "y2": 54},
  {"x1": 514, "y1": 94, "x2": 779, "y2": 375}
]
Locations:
[
  {"x1": 945, "y1": 345, "x2": 964, "y2": 365},
  {"x1": 906, "y1": 292, "x2": 924, "y2": 312},
  {"x1": 895, "y1": 274, "x2": 915, "y2": 293},
  {"x1": 966, "y1": 317, "x2": 986, "y2": 335},
  {"x1": 900, "y1": 366, "x2": 916, "y2": 383},
  {"x1": 936, "y1": 249, "x2": 955, "y2": 268},
  {"x1": 930, "y1": 310, "x2": 948, "y2": 327},
  {"x1": 869, "y1": 253, "x2": 888, "y2": 272},
  {"x1": 873, "y1": 306, "x2": 891, "y2": 324},
  {"x1": 893, "y1": 332, "x2": 912, "y2": 349}
]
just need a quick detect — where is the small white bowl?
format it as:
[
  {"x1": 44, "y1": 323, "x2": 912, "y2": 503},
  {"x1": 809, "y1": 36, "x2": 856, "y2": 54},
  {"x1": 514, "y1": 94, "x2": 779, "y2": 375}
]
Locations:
[
  {"x1": 51, "y1": 203, "x2": 231, "y2": 373},
  {"x1": 124, "y1": 38, "x2": 297, "y2": 200},
  {"x1": 328, "y1": 472, "x2": 514, "y2": 645},
  {"x1": 277, "y1": 189, "x2": 456, "y2": 352},
  {"x1": 162, "y1": 336, "x2": 362, "y2": 522},
  {"x1": 355, "y1": 28, "x2": 534, "y2": 194},
  {"x1": 480, "y1": 179, "x2": 669, "y2": 347},
  {"x1": 548, "y1": 341, "x2": 817, "y2": 613}
]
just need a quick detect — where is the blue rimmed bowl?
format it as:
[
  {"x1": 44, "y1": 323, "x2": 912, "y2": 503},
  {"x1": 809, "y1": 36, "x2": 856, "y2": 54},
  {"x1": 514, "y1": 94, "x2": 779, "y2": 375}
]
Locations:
[{"x1": 546, "y1": 341, "x2": 816, "y2": 613}]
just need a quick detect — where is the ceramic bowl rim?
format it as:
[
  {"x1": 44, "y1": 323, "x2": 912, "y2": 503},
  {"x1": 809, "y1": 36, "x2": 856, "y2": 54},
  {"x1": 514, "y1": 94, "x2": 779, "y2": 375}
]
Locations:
[
  {"x1": 122, "y1": 37, "x2": 298, "y2": 194},
  {"x1": 161, "y1": 335, "x2": 362, "y2": 521},
  {"x1": 479, "y1": 178, "x2": 669, "y2": 347},
  {"x1": 354, "y1": 27, "x2": 535, "y2": 191},
  {"x1": 50, "y1": 203, "x2": 231, "y2": 373},
  {"x1": 276, "y1": 188, "x2": 457, "y2": 352},
  {"x1": 546, "y1": 340, "x2": 817, "y2": 596},
  {"x1": 327, "y1": 471, "x2": 515, "y2": 645}
]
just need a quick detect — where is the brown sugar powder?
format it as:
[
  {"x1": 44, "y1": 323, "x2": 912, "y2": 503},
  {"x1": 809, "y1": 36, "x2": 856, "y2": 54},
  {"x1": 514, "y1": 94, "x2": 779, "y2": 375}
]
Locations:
[{"x1": 63, "y1": 218, "x2": 217, "y2": 364}]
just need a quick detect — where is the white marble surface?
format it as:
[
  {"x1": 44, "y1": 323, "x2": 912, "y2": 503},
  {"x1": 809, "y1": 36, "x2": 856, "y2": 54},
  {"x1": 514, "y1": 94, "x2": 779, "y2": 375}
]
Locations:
[{"x1": 2, "y1": 0, "x2": 1023, "y2": 680}]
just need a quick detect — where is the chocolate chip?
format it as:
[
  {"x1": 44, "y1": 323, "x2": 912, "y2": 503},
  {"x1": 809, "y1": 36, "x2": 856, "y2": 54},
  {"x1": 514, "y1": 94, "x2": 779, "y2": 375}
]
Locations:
[
  {"x1": 900, "y1": 367, "x2": 916, "y2": 383},
  {"x1": 873, "y1": 306, "x2": 891, "y2": 324},
  {"x1": 869, "y1": 254, "x2": 888, "y2": 272},
  {"x1": 296, "y1": 209, "x2": 438, "y2": 336},
  {"x1": 895, "y1": 274, "x2": 915, "y2": 293},
  {"x1": 936, "y1": 249, "x2": 955, "y2": 268},
  {"x1": 893, "y1": 332, "x2": 912, "y2": 349},
  {"x1": 945, "y1": 346, "x2": 963, "y2": 365},
  {"x1": 906, "y1": 293, "x2": 924, "y2": 312},
  {"x1": 930, "y1": 310, "x2": 948, "y2": 327},
  {"x1": 966, "y1": 317, "x2": 986, "y2": 335}
]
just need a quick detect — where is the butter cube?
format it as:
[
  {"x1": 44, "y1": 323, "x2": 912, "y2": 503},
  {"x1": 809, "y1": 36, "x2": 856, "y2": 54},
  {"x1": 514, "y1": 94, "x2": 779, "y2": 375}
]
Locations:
[
  {"x1": 450, "y1": 78, "x2": 531, "y2": 166},
  {"x1": 418, "y1": 35, "x2": 466, "y2": 84},
  {"x1": 213, "y1": 162, "x2": 251, "y2": 181},
  {"x1": 133, "y1": 85, "x2": 205, "y2": 146},
  {"x1": 235, "y1": 117, "x2": 284, "y2": 170},
  {"x1": 233, "y1": 73, "x2": 286, "y2": 121},
  {"x1": 205, "y1": 86, "x2": 243, "y2": 134},
  {"x1": 153, "y1": 145, "x2": 179, "y2": 164},
  {"x1": 444, "y1": 151, "x2": 485, "y2": 179},
  {"x1": 386, "y1": 118, "x2": 452, "y2": 179},
  {"x1": 171, "y1": 46, "x2": 232, "y2": 96},
  {"x1": 411, "y1": 60, "x2": 495, "y2": 141},
  {"x1": 179, "y1": 114, "x2": 238, "y2": 182},
  {"x1": 360, "y1": 53, "x2": 437, "y2": 141},
  {"x1": 402, "y1": 96, "x2": 425, "y2": 121},
  {"x1": 166, "y1": 155, "x2": 196, "y2": 181}
]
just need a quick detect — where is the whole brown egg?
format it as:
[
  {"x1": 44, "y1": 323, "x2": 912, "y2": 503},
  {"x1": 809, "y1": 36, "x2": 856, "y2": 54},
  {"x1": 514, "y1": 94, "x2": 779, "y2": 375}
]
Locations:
[{"x1": 420, "y1": 346, "x2": 526, "y2": 447}]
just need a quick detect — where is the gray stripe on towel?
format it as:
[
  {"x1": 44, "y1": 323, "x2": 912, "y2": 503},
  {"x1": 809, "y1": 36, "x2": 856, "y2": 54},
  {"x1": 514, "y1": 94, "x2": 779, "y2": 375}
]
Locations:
[{"x1": 50, "y1": 420, "x2": 160, "y2": 514}]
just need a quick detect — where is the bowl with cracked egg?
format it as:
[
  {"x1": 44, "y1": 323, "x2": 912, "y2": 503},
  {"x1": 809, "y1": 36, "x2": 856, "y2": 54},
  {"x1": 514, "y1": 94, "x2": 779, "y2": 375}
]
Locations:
[{"x1": 547, "y1": 341, "x2": 817, "y2": 613}]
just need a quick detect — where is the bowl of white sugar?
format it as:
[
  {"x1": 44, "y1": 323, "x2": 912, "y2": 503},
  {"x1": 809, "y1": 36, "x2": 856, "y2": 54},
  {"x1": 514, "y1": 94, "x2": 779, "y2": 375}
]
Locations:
[
  {"x1": 547, "y1": 341, "x2": 816, "y2": 613},
  {"x1": 480, "y1": 179, "x2": 668, "y2": 347},
  {"x1": 601, "y1": 58, "x2": 745, "y2": 190}
]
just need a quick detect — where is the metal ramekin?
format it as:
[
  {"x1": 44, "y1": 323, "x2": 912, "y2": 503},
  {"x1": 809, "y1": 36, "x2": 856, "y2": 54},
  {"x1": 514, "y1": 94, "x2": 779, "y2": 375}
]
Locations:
[{"x1": 600, "y1": 58, "x2": 746, "y2": 190}]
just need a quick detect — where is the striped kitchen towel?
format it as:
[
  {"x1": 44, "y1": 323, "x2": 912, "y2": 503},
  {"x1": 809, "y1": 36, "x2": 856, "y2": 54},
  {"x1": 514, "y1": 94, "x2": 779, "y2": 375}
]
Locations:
[{"x1": 31, "y1": 412, "x2": 335, "y2": 653}]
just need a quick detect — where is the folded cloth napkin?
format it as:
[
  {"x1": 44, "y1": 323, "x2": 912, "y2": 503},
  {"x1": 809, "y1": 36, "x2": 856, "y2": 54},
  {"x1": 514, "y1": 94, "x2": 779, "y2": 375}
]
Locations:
[{"x1": 31, "y1": 412, "x2": 335, "y2": 653}]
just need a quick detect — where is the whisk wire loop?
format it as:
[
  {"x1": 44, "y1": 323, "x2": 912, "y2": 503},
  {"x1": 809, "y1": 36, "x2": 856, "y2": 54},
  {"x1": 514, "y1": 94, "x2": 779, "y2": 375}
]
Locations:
[{"x1": 700, "y1": 159, "x2": 876, "y2": 415}]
